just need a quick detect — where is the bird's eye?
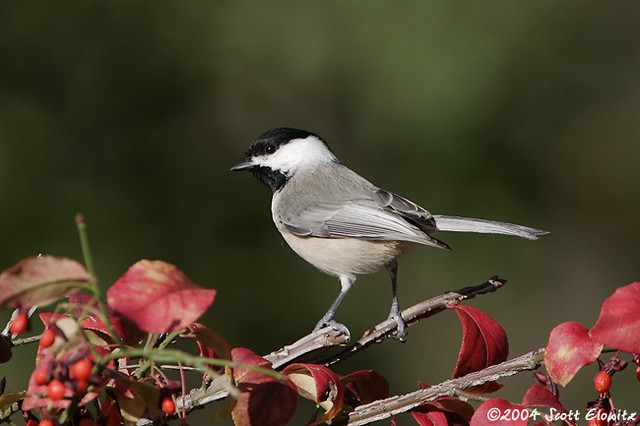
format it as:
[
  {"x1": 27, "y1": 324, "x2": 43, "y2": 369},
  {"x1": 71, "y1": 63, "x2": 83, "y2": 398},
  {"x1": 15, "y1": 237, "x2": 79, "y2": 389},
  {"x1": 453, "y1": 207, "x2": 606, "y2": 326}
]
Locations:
[{"x1": 265, "y1": 144, "x2": 276, "y2": 154}]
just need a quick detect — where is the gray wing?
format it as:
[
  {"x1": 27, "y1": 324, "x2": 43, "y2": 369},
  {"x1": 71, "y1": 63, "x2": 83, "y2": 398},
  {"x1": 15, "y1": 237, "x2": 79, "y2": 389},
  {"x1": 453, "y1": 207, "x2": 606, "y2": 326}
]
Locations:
[
  {"x1": 278, "y1": 189, "x2": 450, "y2": 250},
  {"x1": 372, "y1": 189, "x2": 438, "y2": 232}
]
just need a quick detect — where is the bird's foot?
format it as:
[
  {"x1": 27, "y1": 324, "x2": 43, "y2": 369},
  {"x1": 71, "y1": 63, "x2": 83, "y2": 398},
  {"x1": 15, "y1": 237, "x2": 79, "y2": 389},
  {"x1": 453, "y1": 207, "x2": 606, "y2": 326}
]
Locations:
[
  {"x1": 313, "y1": 319, "x2": 351, "y2": 341},
  {"x1": 389, "y1": 311, "x2": 407, "y2": 342}
]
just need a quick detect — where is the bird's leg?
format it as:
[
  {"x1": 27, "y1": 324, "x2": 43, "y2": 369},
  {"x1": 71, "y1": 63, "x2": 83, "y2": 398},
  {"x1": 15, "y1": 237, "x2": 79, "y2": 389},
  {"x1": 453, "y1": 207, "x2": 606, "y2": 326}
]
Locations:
[
  {"x1": 313, "y1": 275, "x2": 354, "y2": 338},
  {"x1": 387, "y1": 259, "x2": 406, "y2": 340}
]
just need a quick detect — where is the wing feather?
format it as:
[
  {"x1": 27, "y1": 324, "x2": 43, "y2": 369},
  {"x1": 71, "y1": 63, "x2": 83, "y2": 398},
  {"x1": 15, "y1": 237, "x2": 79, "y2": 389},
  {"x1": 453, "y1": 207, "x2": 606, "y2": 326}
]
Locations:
[
  {"x1": 280, "y1": 199, "x2": 450, "y2": 249},
  {"x1": 372, "y1": 189, "x2": 437, "y2": 231}
]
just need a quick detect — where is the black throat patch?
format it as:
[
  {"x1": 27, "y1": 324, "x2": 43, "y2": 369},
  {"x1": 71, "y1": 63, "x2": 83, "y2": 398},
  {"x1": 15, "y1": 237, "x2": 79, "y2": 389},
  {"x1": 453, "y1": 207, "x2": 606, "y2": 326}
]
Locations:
[{"x1": 250, "y1": 166, "x2": 289, "y2": 193}]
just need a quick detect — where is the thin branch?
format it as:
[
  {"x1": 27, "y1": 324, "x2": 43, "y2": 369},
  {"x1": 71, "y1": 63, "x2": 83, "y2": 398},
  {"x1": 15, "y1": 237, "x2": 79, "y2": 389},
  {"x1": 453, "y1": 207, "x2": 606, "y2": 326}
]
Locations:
[
  {"x1": 319, "y1": 276, "x2": 506, "y2": 366},
  {"x1": 265, "y1": 323, "x2": 351, "y2": 369},
  {"x1": 8, "y1": 334, "x2": 42, "y2": 347},
  {"x1": 177, "y1": 276, "x2": 505, "y2": 413},
  {"x1": 341, "y1": 348, "x2": 545, "y2": 425}
]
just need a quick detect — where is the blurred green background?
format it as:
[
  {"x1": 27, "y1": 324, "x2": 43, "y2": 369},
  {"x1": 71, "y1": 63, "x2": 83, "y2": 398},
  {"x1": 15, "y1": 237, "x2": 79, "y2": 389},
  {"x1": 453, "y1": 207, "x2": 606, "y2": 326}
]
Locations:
[{"x1": 1, "y1": 1, "x2": 639, "y2": 424}]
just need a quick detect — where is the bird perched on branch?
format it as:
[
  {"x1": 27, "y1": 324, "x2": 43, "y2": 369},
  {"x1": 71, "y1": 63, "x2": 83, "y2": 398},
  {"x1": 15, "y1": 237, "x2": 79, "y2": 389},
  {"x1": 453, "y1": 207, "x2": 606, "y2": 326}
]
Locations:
[{"x1": 232, "y1": 128, "x2": 547, "y2": 338}]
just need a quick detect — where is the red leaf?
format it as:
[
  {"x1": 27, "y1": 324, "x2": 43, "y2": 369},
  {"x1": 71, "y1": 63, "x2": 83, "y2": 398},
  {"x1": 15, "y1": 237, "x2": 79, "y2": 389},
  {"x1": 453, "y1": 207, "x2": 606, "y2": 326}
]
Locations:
[
  {"x1": 589, "y1": 282, "x2": 640, "y2": 353},
  {"x1": 470, "y1": 399, "x2": 528, "y2": 426},
  {"x1": 342, "y1": 370, "x2": 389, "y2": 405},
  {"x1": 521, "y1": 383, "x2": 566, "y2": 413},
  {"x1": 449, "y1": 305, "x2": 508, "y2": 392},
  {"x1": 0, "y1": 256, "x2": 89, "y2": 309},
  {"x1": 412, "y1": 409, "x2": 449, "y2": 426},
  {"x1": 107, "y1": 260, "x2": 215, "y2": 333},
  {"x1": 230, "y1": 348, "x2": 297, "y2": 426},
  {"x1": 99, "y1": 398, "x2": 123, "y2": 425},
  {"x1": 412, "y1": 397, "x2": 474, "y2": 426},
  {"x1": 67, "y1": 293, "x2": 107, "y2": 333},
  {"x1": 544, "y1": 322, "x2": 602, "y2": 386},
  {"x1": 521, "y1": 382, "x2": 577, "y2": 426},
  {"x1": 187, "y1": 324, "x2": 230, "y2": 380},
  {"x1": 284, "y1": 363, "x2": 345, "y2": 423},
  {"x1": 188, "y1": 322, "x2": 231, "y2": 362},
  {"x1": 230, "y1": 347, "x2": 272, "y2": 381}
]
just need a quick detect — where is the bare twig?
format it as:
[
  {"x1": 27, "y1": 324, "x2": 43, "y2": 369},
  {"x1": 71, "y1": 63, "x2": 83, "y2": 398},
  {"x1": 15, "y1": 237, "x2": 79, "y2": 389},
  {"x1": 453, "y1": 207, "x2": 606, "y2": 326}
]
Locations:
[
  {"x1": 319, "y1": 276, "x2": 505, "y2": 366},
  {"x1": 177, "y1": 276, "x2": 505, "y2": 414},
  {"x1": 7, "y1": 334, "x2": 42, "y2": 347},
  {"x1": 265, "y1": 324, "x2": 351, "y2": 369},
  {"x1": 341, "y1": 348, "x2": 545, "y2": 425}
]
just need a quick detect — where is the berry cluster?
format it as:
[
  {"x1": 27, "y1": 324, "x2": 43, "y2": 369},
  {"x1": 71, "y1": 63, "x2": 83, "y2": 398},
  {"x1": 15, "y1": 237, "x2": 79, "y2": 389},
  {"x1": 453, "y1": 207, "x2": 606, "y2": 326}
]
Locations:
[
  {"x1": 12, "y1": 311, "x2": 179, "y2": 425},
  {"x1": 586, "y1": 354, "x2": 637, "y2": 426},
  {"x1": 34, "y1": 357, "x2": 94, "y2": 399}
]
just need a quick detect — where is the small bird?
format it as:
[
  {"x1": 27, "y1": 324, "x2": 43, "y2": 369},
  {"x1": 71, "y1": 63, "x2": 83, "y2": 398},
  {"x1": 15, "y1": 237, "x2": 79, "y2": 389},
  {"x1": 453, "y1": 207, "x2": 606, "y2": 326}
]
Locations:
[{"x1": 231, "y1": 128, "x2": 547, "y2": 338}]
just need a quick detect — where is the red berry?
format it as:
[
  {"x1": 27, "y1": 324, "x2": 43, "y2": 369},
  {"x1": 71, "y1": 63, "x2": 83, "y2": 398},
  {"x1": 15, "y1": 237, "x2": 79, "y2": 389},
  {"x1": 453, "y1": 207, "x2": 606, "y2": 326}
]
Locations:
[
  {"x1": 38, "y1": 419, "x2": 54, "y2": 426},
  {"x1": 10, "y1": 312, "x2": 28, "y2": 335},
  {"x1": 161, "y1": 396, "x2": 176, "y2": 415},
  {"x1": 636, "y1": 365, "x2": 640, "y2": 383},
  {"x1": 594, "y1": 370, "x2": 612, "y2": 393},
  {"x1": 34, "y1": 368, "x2": 48, "y2": 386},
  {"x1": 47, "y1": 379, "x2": 66, "y2": 401},
  {"x1": 26, "y1": 418, "x2": 39, "y2": 426},
  {"x1": 39, "y1": 328, "x2": 56, "y2": 349},
  {"x1": 70, "y1": 358, "x2": 93, "y2": 382},
  {"x1": 75, "y1": 379, "x2": 88, "y2": 394}
]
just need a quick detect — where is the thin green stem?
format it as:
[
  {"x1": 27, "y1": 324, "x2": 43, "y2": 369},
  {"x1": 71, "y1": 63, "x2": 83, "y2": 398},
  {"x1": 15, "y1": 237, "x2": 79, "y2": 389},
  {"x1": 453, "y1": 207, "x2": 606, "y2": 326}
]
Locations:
[
  {"x1": 98, "y1": 347, "x2": 235, "y2": 371},
  {"x1": 98, "y1": 347, "x2": 245, "y2": 398},
  {"x1": 76, "y1": 213, "x2": 95, "y2": 278},
  {"x1": 158, "y1": 330, "x2": 183, "y2": 350},
  {"x1": 134, "y1": 331, "x2": 185, "y2": 378},
  {"x1": 75, "y1": 213, "x2": 125, "y2": 348}
]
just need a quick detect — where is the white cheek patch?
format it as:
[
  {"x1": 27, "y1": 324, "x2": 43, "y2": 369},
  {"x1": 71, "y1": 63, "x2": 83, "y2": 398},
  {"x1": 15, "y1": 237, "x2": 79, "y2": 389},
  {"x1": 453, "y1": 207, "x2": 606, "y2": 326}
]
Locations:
[{"x1": 259, "y1": 136, "x2": 336, "y2": 174}]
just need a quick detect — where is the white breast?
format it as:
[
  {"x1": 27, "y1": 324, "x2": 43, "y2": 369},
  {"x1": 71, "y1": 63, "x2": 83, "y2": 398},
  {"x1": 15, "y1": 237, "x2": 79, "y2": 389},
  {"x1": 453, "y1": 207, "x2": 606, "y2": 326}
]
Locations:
[{"x1": 279, "y1": 230, "x2": 407, "y2": 277}]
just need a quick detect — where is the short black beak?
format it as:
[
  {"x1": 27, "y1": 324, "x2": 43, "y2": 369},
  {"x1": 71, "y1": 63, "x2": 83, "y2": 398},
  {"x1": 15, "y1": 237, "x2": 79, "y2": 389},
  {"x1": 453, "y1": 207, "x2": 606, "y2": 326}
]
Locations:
[{"x1": 230, "y1": 158, "x2": 253, "y2": 171}]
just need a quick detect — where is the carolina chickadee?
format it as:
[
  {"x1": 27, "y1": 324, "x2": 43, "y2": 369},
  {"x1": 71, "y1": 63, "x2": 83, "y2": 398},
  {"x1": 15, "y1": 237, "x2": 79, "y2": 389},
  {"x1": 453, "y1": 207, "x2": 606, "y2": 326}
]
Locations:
[{"x1": 231, "y1": 128, "x2": 547, "y2": 338}]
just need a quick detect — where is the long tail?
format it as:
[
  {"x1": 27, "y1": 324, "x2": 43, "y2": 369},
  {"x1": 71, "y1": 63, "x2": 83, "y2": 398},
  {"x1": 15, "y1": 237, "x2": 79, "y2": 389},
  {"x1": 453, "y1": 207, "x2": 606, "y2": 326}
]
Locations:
[{"x1": 432, "y1": 215, "x2": 548, "y2": 240}]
